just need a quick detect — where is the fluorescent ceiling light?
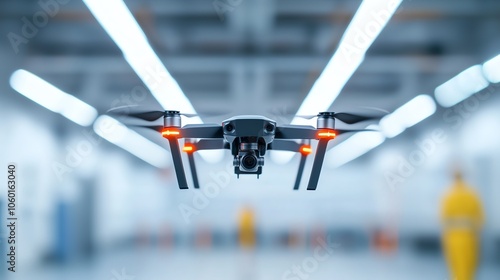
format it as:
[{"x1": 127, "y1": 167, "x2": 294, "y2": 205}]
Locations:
[
  {"x1": 379, "y1": 94, "x2": 436, "y2": 138},
  {"x1": 274, "y1": 0, "x2": 401, "y2": 164},
  {"x1": 291, "y1": 53, "x2": 364, "y2": 126},
  {"x1": 482, "y1": 54, "x2": 500, "y2": 84},
  {"x1": 434, "y1": 65, "x2": 490, "y2": 107},
  {"x1": 83, "y1": 0, "x2": 201, "y2": 124},
  {"x1": 327, "y1": 128, "x2": 385, "y2": 168},
  {"x1": 10, "y1": 69, "x2": 98, "y2": 126},
  {"x1": 84, "y1": 0, "x2": 224, "y2": 161},
  {"x1": 290, "y1": 95, "x2": 435, "y2": 168},
  {"x1": 292, "y1": 0, "x2": 402, "y2": 126},
  {"x1": 94, "y1": 115, "x2": 171, "y2": 168}
]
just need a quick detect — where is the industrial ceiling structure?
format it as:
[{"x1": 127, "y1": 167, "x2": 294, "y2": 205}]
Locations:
[
  {"x1": 2, "y1": 0, "x2": 499, "y2": 171},
  {"x1": 1, "y1": 0, "x2": 498, "y2": 116}
]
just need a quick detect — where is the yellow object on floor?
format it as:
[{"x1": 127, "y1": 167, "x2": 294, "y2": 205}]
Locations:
[
  {"x1": 441, "y1": 172, "x2": 484, "y2": 280},
  {"x1": 239, "y1": 206, "x2": 256, "y2": 248}
]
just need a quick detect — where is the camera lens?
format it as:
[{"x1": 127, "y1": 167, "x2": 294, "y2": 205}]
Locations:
[
  {"x1": 224, "y1": 123, "x2": 234, "y2": 132},
  {"x1": 241, "y1": 154, "x2": 258, "y2": 170},
  {"x1": 265, "y1": 123, "x2": 275, "y2": 132}
]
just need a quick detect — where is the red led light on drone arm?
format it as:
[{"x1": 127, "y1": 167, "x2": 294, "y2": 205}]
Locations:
[
  {"x1": 183, "y1": 143, "x2": 195, "y2": 153},
  {"x1": 300, "y1": 145, "x2": 312, "y2": 155},
  {"x1": 317, "y1": 130, "x2": 336, "y2": 139},
  {"x1": 161, "y1": 128, "x2": 180, "y2": 137}
]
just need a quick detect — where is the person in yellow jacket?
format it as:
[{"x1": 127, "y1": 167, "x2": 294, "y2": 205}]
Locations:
[
  {"x1": 441, "y1": 170, "x2": 484, "y2": 280},
  {"x1": 238, "y1": 206, "x2": 256, "y2": 248}
]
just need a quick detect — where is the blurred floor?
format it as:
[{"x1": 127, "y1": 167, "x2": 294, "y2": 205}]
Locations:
[{"x1": 10, "y1": 249, "x2": 500, "y2": 280}]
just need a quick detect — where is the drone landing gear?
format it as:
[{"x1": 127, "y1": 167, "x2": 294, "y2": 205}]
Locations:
[
  {"x1": 306, "y1": 138, "x2": 329, "y2": 191},
  {"x1": 293, "y1": 153, "x2": 308, "y2": 190},
  {"x1": 186, "y1": 152, "x2": 200, "y2": 189},
  {"x1": 166, "y1": 137, "x2": 189, "y2": 189}
]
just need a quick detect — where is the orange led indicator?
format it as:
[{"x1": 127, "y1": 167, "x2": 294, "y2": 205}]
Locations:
[
  {"x1": 300, "y1": 145, "x2": 312, "y2": 155},
  {"x1": 183, "y1": 144, "x2": 195, "y2": 153},
  {"x1": 161, "y1": 129, "x2": 180, "y2": 137},
  {"x1": 317, "y1": 130, "x2": 336, "y2": 139}
]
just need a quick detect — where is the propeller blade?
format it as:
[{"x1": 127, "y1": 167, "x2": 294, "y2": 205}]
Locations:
[
  {"x1": 131, "y1": 125, "x2": 164, "y2": 132},
  {"x1": 182, "y1": 113, "x2": 198, "y2": 118},
  {"x1": 106, "y1": 105, "x2": 140, "y2": 112},
  {"x1": 335, "y1": 129, "x2": 378, "y2": 135},
  {"x1": 333, "y1": 113, "x2": 380, "y2": 124},
  {"x1": 294, "y1": 112, "x2": 383, "y2": 123},
  {"x1": 295, "y1": 115, "x2": 318, "y2": 120},
  {"x1": 107, "y1": 106, "x2": 228, "y2": 120},
  {"x1": 128, "y1": 111, "x2": 166, "y2": 121},
  {"x1": 107, "y1": 106, "x2": 166, "y2": 121},
  {"x1": 354, "y1": 106, "x2": 390, "y2": 114}
]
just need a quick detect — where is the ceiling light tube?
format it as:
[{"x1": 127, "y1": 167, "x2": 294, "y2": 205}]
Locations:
[
  {"x1": 94, "y1": 116, "x2": 171, "y2": 168},
  {"x1": 435, "y1": 65, "x2": 489, "y2": 107},
  {"x1": 10, "y1": 69, "x2": 98, "y2": 126}
]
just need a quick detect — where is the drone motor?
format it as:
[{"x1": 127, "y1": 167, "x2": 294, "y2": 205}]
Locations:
[
  {"x1": 316, "y1": 112, "x2": 336, "y2": 129},
  {"x1": 164, "y1": 111, "x2": 182, "y2": 127}
]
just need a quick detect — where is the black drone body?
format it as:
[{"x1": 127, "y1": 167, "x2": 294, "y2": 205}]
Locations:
[
  {"x1": 222, "y1": 115, "x2": 276, "y2": 177},
  {"x1": 108, "y1": 108, "x2": 378, "y2": 191}
]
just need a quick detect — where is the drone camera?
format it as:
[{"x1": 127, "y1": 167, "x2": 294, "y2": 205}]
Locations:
[
  {"x1": 234, "y1": 150, "x2": 264, "y2": 173},
  {"x1": 241, "y1": 153, "x2": 258, "y2": 170},
  {"x1": 233, "y1": 141, "x2": 265, "y2": 174}
]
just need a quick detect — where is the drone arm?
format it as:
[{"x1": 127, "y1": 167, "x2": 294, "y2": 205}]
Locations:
[
  {"x1": 180, "y1": 139, "x2": 228, "y2": 190},
  {"x1": 180, "y1": 124, "x2": 224, "y2": 138},
  {"x1": 268, "y1": 139, "x2": 301, "y2": 152},
  {"x1": 306, "y1": 138, "x2": 330, "y2": 191},
  {"x1": 195, "y1": 139, "x2": 228, "y2": 150},
  {"x1": 275, "y1": 125, "x2": 318, "y2": 140},
  {"x1": 276, "y1": 126, "x2": 343, "y2": 190},
  {"x1": 166, "y1": 138, "x2": 189, "y2": 189}
]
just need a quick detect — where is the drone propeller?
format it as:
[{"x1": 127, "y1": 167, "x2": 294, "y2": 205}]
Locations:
[
  {"x1": 107, "y1": 108, "x2": 199, "y2": 121},
  {"x1": 131, "y1": 124, "x2": 164, "y2": 131},
  {"x1": 335, "y1": 128, "x2": 378, "y2": 134},
  {"x1": 269, "y1": 107, "x2": 385, "y2": 125},
  {"x1": 295, "y1": 112, "x2": 381, "y2": 124},
  {"x1": 106, "y1": 106, "x2": 228, "y2": 122}
]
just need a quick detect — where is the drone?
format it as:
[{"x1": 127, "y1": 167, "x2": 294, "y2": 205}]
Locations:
[{"x1": 109, "y1": 109, "x2": 378, "y2": 190}]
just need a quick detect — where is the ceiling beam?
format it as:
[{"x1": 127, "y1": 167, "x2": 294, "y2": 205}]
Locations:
[{"x1": 24, "y1": 55, "x2": 477, "y2": 74}]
